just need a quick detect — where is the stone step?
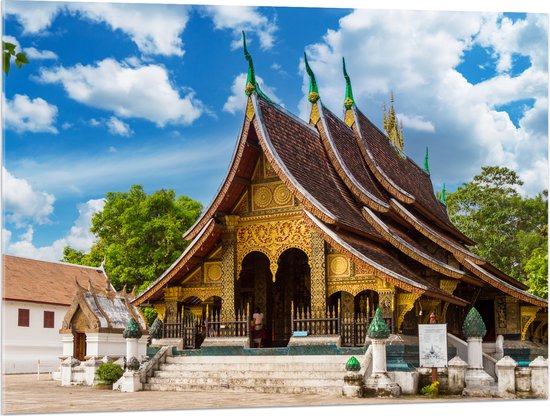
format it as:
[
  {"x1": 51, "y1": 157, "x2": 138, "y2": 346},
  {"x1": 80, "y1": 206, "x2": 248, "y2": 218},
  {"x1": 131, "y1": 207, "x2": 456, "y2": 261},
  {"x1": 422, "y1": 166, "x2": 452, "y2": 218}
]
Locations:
[
  {"x1": 159, "y1": 362, "x2": 346, "y2": 372},
  {"x1": 152, "y1": 369, "x2": 345, "y2": 380},
  {"x1": 147, "y1": 376, "x2": 344, "y2": 388},
  {"x1": 143, "y1": 382, "x2": 343, "y2": 395},
  {"x1": 165, "y1": 355, "x2": 353, "y2": 364}
]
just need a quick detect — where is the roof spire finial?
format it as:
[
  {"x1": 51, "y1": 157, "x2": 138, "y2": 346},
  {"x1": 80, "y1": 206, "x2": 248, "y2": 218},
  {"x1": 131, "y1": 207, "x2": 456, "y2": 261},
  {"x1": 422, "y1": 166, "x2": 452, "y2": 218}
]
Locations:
[
  {"x1": 304, "y1": 52, "x2": 319, "y2": 103},
  {"x1": 382, "y1": 91, "x2": 405, "y2": 152},
  {"x1": 423, "y1": 146, "x2": 430, "y2": 175},
  {"x1": 243, "y1": 31, "x2": 256, "y2": 96},
  {"x1": 342, "y1": 57, "x2": 354, "y2": 110},
  {"x1": 441, "y1": 183, "x2": 447, "y2": 205},
  {"x1": 242, "y1": 31, "x2": 271, "y2": 102}
]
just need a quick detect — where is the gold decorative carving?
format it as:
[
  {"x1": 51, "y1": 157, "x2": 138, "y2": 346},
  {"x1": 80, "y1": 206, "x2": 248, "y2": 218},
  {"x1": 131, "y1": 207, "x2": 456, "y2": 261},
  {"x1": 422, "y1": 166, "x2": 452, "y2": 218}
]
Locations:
[
  {"x1": 207, "y1": 246, "x2": 223, "y2": 260},
  {"x1": 236, "y1": 216, "x2": 311, "y2": 282},
  {"x1": 273, "y1": 184, "x2": 292, "y2": 206},
  {"x1": 223, "y1": 215, "x2": 240, "y2": 231},
  {"x1": 344, "y1": 109, "x2": 355, "y2": 127},
  {"x1": 251, "y1": 182, "x2": 294, "y2": 211},
  {"x1": 310, "y1": 103, "x2": 320, "y2": 124},
  {"x1": 163, "y1": 286, "x2": 223, "y2": 304},
  {"x1": 232, "y1": 191, "x2": 249, "y2": 214},
  {"x1": 246, "y1": 97, "x2": 255, "y2": 121},
  {"x1": 327, "y1": 278, "x2": 378, "y2": 297},
  {"x1": 396, "y1": 293, "x2": 420, "y2": 332},
  {"x1": 182, "y1": 267, "x2": 201, "y2": 285},
  {"x1": 378, "y1": 290, "x2": 395, "y2": 318},
  {"x1": 520, "y1": 306, "x2": 541, "y2": 341},
  {"x1": 253, "y1": 186, "x2": 273, "y2": 209},
  {"x1": 204, "y1": 262, "x2": 223, "y2": 282},
  {"x1": 220, "y1": 230, "x2": 236, "y2": 321},
  {"x1": 309, "y1": 231, "x2": 326, "y2": 311},
  {"x1": 439, "y1": 279, "x2": 460, "y2": 295},
  {"x1": 327, "y1": 254, "x2": 350, "y2": 277},
  {"x1": 263, "y1": 155, "x2": 278, "y2": 178}
]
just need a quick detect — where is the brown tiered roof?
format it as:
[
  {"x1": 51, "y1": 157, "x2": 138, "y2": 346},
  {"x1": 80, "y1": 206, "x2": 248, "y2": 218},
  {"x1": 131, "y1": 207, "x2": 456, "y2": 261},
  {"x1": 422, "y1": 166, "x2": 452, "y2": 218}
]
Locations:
[{"x1": 134, "y1": 78, "x2": 547, "y2": 309}]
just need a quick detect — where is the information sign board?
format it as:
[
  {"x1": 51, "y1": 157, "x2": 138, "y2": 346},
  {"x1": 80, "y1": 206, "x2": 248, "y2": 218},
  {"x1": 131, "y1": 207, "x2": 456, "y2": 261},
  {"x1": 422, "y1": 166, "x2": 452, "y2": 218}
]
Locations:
[{"x1": 418, "y1": 324, "x2": 448, "y2": 368}]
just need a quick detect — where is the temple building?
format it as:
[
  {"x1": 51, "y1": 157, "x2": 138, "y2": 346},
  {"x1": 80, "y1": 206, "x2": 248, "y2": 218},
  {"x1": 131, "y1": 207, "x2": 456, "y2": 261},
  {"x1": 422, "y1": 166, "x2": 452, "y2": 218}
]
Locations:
[{"x1": 133, "y1": 37, "x2": 547, "y2": 348}]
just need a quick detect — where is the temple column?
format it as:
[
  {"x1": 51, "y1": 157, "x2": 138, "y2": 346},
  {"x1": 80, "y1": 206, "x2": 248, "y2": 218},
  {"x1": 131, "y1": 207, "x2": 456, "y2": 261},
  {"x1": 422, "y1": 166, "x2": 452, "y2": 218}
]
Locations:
[
  {"x1": 377, "y1": 280, "x2": 395, "y2": 332},
  {"x1": 220, "y1": 215, "x2": 239, "y2": 321},
  {"x1": 309, "y1": 232, "x2": 326, "y2": 312},
  {"x1": 163, "y1": 288, "x2": 180, "y2": 323}
]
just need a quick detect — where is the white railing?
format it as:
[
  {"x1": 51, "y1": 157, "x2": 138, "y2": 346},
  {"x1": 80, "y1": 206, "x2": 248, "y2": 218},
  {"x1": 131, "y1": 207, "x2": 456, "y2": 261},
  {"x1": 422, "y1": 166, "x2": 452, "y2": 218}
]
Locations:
[{"x1": 447, "y1": 333, "x2": 497, "y2": 379}]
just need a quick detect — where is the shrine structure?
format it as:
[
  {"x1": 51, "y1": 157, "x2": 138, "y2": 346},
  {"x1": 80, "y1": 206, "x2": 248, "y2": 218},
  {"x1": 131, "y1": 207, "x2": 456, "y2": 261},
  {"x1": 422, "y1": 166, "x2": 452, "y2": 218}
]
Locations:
[{"x1": 133, "y1": 36, "x2": 547, "y2": 349}]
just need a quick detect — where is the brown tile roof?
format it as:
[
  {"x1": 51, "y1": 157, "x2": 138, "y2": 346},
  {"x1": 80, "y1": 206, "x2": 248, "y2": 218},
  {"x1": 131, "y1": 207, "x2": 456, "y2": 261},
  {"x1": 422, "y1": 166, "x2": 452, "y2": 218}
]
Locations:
[
  {"x1": 2, "y1": 255, "x2": 108, "y2": 305},
  {"x1": 354, "y1": 109, "x2": 472, "y2": 240},
  {"x1": 303, "y1": 211, "x2": 469, "y2": 307},
  {"x1": 320, "y1": 105, "x2": 390, "y2": 211},
  {"x1": 255, "y1": 96, "x2": 378, "y2": 237}
]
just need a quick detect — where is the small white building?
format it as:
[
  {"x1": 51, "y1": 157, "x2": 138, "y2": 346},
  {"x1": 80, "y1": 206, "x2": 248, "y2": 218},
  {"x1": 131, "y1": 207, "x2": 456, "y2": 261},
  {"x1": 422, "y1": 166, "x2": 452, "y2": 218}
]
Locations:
[{"x1": 1, "y1": 255, "x2": 109, "y2": 374}]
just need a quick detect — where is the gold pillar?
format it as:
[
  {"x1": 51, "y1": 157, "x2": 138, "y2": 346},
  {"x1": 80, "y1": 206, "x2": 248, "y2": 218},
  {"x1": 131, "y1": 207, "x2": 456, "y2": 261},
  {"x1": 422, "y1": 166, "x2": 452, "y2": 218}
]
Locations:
[
  {"x1": 309, "y1": 232, "x2": 326, "y2": 312},
  {"x1": 220, "y1": 215, "x2": 239, "y2": 321},
  {"x1": 396, "y1": 293, "x2": 421, "y2": 332},
  {"x1": 520, "y1": 306, "x2": 541, "y2": 341}
]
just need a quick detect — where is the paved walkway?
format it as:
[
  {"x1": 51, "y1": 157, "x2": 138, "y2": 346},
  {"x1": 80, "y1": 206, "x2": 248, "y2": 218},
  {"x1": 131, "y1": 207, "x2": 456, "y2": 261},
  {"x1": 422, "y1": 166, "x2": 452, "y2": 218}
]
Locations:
[{"x1": 0, "y1": 374, "x2": 533, "y2": 415}]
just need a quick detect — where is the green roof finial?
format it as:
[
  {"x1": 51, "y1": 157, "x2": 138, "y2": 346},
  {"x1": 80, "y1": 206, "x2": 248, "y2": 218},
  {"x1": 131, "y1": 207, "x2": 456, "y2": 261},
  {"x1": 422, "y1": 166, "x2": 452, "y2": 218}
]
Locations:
[
  {"x1": 367, "y1": 307, "x2": 390, "y2": 339},
  {"x1": 441, "y1": 183, "x2": 447, "y2": 205},
  {"x1": 345, "y1": 356, "x2": 361, "y2": 372},
  {"x1": 304, "y1": 52, "x2": 319, "y2": 103},
  {"x1": 423, "y1": 147, "x2": 430, "y2": 175},
  {"x1": 242, "y1": 31, "x2": 271, "y2": 101},
  {"x1": 243, "y1": 31, "x2": 256, "y2": 96},
  {"x1": 343, "y1": 57, "x2": 355, "y2": 110}
]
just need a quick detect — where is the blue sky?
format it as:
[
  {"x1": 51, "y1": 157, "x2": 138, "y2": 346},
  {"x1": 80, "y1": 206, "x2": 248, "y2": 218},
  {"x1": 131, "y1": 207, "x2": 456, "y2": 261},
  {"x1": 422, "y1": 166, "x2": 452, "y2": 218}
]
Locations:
[{"x1": 2, "y1": 0, "x2": 548, "y2": 262}]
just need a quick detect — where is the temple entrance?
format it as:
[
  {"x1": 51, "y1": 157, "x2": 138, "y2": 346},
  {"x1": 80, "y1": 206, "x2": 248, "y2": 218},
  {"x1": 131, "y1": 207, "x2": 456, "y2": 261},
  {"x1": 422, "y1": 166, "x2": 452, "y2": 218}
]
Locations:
[
  {"x1": 273, "y1": 248, "x2": 311, "y2": 346},
  {"x1": 236, "y1": 252, "x2": 273, "y2": 346},
  {"x1": 73, "y1": 332, "x2": 86, "y2": 361}
]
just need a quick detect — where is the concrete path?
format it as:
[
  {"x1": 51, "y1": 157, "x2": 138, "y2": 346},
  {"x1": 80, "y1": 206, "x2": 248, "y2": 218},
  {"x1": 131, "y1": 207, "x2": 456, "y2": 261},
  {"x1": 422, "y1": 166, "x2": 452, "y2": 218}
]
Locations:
[{"x1": 0, "y1": 374, "x2": 527, "y2": 414}]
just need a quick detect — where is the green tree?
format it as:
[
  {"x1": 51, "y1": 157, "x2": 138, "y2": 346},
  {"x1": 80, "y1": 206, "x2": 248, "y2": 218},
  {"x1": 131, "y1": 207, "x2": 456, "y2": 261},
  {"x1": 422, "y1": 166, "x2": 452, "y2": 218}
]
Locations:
[
  {"x1": 63, "y1": 184, "x2": 202, "y2": 292},
  {"x1": 447, "y1": 166, "x2": 547, "y2": 292},
  {"x1": 3, "y1": 41, "x2": 28, "y2": 75}
]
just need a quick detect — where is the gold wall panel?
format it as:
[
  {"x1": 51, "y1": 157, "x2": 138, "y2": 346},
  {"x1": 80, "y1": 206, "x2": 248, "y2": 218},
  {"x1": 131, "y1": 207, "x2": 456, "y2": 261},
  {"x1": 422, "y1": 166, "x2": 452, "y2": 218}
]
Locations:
[
  {"x1": 326, "y1": 278, "x2": 378, "y2": 297},
  {"x1": 251, "y1": 182, "x2": 294, "y2": 211},
  {"x1": 204, "y1": 262, "x2": 223, "y2": 283},
  {"x1": 327, "y1": 254, "x2": 350, "y2": 277}
]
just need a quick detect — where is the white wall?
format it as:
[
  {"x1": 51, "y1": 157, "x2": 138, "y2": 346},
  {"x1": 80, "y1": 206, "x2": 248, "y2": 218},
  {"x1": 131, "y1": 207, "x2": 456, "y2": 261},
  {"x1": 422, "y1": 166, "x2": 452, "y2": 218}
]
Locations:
[{"x1": 2, "y1": 300, "x2": 67, "y2": 374}]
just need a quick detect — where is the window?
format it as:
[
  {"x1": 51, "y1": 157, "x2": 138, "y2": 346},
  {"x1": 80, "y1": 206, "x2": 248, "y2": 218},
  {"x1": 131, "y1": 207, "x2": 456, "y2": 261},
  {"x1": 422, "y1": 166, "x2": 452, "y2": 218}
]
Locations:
[
  {"x1": 18, "y1": 309, "x2": 30, "y2": 327},
  {"x1": 44, "y1": 311, "x2": 55, "y2": 328}
]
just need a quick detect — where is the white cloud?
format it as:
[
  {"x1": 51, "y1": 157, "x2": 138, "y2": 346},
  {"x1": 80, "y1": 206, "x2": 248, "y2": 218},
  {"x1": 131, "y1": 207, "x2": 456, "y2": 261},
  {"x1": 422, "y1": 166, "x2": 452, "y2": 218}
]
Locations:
[
  {"x1": 69, "y1": 3, "x2": 189, "y2": 56},
  {"x1": 24, "y1": 47, "x2": 58, "y2": 60},
  {"x1": 5, "y1": 2, "x2": 189, "y2": 56},
  {"x1": 3, "y1": 94, "x2": 58, "y2": 134},
  {"x1": 2, "y1": 198, "x2": 105, "y2": 262},
  {"x1": 203, "y1": 5, "x2": 277, "y2": 50},
  {"x1": 301, "y1": 10, "x2": 547, "y2": 195},
  {"x1": 397, "y1": 113, "x2": 435, "y2": 133},
  {"x1": 61, "y1": 122, "x2": 73, "y2": 130},
  {"x1": 223, "y1": 72, "x2": 283, "y2": 114},
  {"x1": 37, "y1": 58, "x2": 203, "y2": 127},
  {"x1": 4, "y1": 0, "x2": 62, "y2": 34},
  {"x1": 106, "y1": 116, "x2": 133, "y2": 137},
  {"x1": 3, "y1": 35, "x2": 20, "y2": 50},
  {"x1": 2, "y1": 167, "x2": 56, "y2": 227}
]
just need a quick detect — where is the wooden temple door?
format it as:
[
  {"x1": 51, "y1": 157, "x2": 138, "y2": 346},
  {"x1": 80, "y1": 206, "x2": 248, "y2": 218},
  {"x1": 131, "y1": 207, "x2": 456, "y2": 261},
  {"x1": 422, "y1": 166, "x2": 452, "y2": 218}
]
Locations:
[{"x1": 73, "y1": 332, "x2": 86, "y2": 361}]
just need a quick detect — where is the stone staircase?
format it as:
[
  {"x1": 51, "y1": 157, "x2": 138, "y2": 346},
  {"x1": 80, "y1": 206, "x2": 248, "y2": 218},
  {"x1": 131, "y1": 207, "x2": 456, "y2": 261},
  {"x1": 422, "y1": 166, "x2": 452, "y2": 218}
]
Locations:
[{"x1": 144, "y1": 354, "x2": 355, "y2": 394}]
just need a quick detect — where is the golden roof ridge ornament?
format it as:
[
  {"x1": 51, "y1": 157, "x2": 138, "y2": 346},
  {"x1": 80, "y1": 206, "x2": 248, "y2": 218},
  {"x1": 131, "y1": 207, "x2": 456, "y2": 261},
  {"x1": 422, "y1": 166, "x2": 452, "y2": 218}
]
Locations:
[
  {"x1": 342, "y1": 57, "x2": 355, "y2": 127},
  {"x1": 383, "y1": 91, "x2": 405, "y2": 152},
  {"x1": 303, "y1": 52, "x2": 320, "y2": 124}
]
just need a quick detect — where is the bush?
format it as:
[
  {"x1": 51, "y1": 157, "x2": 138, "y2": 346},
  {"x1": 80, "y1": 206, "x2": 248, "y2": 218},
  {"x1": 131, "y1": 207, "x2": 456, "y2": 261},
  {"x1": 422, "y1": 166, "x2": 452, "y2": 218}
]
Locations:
[
  {"x1": 420, "y1": 381, "x2": 440, "y2": 398},
  {"x1": 95, "y1": 362, "x2": 124, "y2": 385}
]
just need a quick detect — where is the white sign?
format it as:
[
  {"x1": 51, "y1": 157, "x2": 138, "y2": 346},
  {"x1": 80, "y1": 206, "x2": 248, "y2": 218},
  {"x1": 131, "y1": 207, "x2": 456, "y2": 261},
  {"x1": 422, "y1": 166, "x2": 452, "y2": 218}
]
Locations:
[{"x1": 418, "y1": 324, "x2": 448, "y2": 368}]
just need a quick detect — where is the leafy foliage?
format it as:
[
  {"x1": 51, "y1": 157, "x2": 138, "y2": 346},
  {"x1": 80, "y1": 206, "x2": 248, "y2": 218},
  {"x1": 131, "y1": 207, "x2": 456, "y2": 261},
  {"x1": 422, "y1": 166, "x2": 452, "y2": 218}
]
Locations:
[
  {"x1": 524, "y1": 246, "x2": 548, "y2": 299},
  {"x1": 62, "y1": 184, "x2": 202, "y2": 292},
  {"x1": 142, "y1": 307, "x2": 158, "y2": 327},
  {"x1": 95, "y1": 362, "x2": 124, "y2": 385},
  {"x1": 3, "y1": 41, "x2": 29, "y2": 75},
  {"x1": 420, "y1": 380, "x2": 440, "y2": 398},
  {"x1": 447, "y1": 166, "x2": 548, "y2": 293}
]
